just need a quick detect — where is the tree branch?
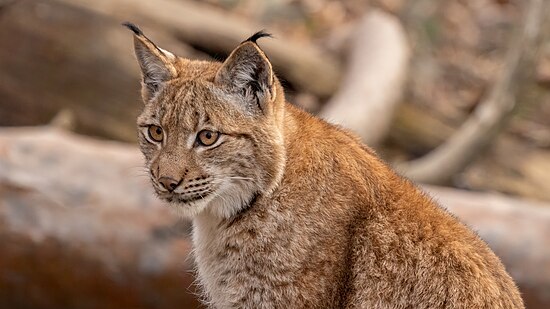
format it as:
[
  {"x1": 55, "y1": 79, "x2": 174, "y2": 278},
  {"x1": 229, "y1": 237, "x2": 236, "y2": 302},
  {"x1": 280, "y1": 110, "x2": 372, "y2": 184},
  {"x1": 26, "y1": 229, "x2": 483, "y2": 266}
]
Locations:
[
  {"x1": 398, "y1": 0, "x2": 550, "y2": 184},
  {"x1": 320, "y1": 10, "x2": 410, "y2": 146}
]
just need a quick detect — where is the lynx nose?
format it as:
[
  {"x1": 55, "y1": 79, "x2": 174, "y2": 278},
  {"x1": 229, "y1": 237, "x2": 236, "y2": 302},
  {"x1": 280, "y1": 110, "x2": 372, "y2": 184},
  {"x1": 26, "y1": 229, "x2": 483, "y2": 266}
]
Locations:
[{"x1": 158, "y1": 177, "x2": 181, "y2": 192}]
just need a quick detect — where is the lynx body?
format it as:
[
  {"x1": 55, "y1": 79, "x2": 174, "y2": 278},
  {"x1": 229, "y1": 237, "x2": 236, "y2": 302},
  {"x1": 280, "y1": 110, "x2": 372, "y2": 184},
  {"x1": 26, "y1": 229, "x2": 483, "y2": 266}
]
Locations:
[{"x1": 126, "y1": 23, "x2": 524, "y2": 308}]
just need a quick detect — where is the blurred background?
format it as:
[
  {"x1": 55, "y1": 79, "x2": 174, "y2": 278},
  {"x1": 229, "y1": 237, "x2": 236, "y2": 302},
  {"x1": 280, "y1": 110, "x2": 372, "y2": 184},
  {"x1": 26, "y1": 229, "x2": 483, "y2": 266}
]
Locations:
[{"x1": 1, "y1": 0, "x2": 549, "y2": 308}]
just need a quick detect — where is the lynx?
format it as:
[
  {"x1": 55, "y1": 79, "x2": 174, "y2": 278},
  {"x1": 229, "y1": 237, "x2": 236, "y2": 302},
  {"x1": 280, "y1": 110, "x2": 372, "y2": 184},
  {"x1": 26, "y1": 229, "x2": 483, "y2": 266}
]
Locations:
[{"x1": 125, "y1": 23, "x2": 524, "y2": 308}]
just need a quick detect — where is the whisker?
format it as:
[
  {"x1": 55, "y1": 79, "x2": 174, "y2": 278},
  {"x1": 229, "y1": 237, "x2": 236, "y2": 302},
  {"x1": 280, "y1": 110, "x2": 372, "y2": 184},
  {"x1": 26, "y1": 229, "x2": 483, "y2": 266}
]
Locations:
[
  {"x1": 226, "y1": 176, "x2": 254, "y2": 181},
  {"x1": 133, "y1": 174, "x2": 151, "y2": 178},
  {"x1": 123, "y1": 165, "x2": 150, "y2": 173},
  {"x1": 209, "y1": 188, "x2": 229, "y2": 208}
]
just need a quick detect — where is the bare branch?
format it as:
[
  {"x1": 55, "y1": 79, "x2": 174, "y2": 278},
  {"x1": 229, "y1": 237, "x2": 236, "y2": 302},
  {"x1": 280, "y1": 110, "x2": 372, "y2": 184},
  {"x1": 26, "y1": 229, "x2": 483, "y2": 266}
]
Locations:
[
  {"x1": 398, "y1": 0, "x2": 550, "y2": 184},
  {"x1": 320, "y1": 10, "x2": 410, "y2": 146}
]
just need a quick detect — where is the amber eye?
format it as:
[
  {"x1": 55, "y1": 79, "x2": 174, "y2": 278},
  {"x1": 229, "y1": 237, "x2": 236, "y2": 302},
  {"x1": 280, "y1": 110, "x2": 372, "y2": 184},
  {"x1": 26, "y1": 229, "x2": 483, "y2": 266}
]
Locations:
[
  {"x1": 147, "y1": 125, "x2": 164, "y2": 142},
  {"x1": 197, "y1": 130, "x2": 220, "y2": 146}
]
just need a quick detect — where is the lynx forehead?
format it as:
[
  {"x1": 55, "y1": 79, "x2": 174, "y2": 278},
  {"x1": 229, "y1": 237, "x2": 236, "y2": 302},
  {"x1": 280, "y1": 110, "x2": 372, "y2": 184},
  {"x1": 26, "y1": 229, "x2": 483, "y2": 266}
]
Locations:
[{"x1": 126, "y1": 23, "x2": 524, "y2": 309}]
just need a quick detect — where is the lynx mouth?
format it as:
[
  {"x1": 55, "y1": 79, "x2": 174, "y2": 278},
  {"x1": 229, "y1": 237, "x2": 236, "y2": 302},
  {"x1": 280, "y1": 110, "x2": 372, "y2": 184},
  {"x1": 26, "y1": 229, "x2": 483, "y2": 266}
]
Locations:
[
  {"x1": 150, "y1": 176, "x2": 216, "y2": 206},
  {"x1": 157, "y1": 189, "x2": 213, "y2": 205}
]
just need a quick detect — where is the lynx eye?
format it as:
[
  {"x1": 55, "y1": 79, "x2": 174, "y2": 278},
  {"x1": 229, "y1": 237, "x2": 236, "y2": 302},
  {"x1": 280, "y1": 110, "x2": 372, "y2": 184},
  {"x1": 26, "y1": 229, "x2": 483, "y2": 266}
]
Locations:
[
  {"x1": 197, "y1": 130, "x2": 219, "y2": 146},
  {"x1": 147, "y1": 125, "x2": 164, "y2": 142}
]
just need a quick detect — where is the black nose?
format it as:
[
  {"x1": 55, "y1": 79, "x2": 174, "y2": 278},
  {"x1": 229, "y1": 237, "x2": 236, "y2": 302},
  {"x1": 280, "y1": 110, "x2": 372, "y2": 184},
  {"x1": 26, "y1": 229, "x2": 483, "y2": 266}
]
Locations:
[{"x1": 158, "y1": 177, "x2": 181, "y2": 192}]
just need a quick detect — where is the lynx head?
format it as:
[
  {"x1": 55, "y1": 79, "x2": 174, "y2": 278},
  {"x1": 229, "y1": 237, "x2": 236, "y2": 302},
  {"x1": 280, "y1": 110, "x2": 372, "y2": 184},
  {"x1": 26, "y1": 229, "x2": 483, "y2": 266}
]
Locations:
[{"x1": 125, "y1": 23, "x2": 286, "y2": 219}]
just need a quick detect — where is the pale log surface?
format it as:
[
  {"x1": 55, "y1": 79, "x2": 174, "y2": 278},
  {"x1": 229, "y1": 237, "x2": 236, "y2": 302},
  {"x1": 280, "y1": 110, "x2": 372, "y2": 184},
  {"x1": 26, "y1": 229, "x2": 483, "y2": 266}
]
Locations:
[
  {"x1": 0, "y1": 127, "x2": 201, "y2": 309},
  {"x1": 425, "y1": 186, "x2": 550, "y2": 309}
]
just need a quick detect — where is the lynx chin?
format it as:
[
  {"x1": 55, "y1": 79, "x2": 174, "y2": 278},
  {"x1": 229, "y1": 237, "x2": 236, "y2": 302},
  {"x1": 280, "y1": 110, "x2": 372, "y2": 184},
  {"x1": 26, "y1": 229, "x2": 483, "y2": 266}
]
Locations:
[{"x1": 125, "y1": 22, "x2": 524, "y2": 309}]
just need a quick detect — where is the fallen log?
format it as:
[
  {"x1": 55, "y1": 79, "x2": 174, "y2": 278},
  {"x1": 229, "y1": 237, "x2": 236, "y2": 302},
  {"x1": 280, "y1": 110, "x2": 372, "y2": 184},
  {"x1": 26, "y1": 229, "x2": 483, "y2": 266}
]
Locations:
[
  {"x1": 47, "y1": 0, "x2": 460, "y2": 154},
  {"x1": 0, "y1": 0, "x2": 454, "y2": 153},
  {"x1": 54, "y1": 0, "x2": 342, "y2": 98},
  {"x1": 0, "y1": 126, "x2": 201, "y2": 309},
  {"x1": 0, "y1": 0, "x2": 207, "y2": 141},
  {"x1": 0, "y1": 126, "x2": 549, "y2": 308}
]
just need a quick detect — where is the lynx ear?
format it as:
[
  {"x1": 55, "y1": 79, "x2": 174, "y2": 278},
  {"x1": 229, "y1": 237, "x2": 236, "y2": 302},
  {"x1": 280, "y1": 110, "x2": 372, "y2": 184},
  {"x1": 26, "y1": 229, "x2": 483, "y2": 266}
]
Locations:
[
  {"x1": 215, "y1": 31, "x2": 275, "y2": 114},
  {"x1": 123, "y1": 22, "x2": 177, "y2": 102}
]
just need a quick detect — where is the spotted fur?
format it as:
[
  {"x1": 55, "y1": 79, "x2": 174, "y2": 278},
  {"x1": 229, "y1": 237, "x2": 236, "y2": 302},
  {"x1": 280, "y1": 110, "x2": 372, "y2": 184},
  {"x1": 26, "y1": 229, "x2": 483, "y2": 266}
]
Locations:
[{"x1": 126, "y1": 24, "x2": 524, "y2": 309}]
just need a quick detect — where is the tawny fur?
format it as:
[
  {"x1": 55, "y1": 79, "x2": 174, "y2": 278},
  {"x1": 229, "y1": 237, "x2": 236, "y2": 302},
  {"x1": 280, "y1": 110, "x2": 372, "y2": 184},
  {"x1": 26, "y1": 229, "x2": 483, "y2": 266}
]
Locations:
[{"x1": 126, "y1": 24, "x2": 524, "y2": 308}]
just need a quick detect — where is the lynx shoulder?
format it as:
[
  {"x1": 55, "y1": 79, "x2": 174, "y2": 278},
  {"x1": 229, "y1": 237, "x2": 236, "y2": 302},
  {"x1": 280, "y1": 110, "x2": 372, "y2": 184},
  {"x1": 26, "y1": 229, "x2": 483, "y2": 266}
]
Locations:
[{"x1": 125, "y1": 23, "x2": 524, "y2": 309}]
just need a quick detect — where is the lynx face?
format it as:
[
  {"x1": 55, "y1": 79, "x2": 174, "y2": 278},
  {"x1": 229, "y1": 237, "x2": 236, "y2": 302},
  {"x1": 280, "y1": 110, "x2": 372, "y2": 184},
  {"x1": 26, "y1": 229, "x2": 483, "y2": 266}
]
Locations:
[{"x1": 127, "y1": 24, "x2": 285, "y2": 219}]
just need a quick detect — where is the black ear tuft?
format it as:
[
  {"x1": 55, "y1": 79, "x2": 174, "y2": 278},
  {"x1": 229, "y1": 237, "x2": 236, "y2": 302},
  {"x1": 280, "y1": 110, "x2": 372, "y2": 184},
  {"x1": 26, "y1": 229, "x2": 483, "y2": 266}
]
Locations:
[
  {"x1": 124, "y1": 21, "x2": 177, "y2": 103},
  {"x1": 216, "y1": 40, "x2": 275, "y2": 114},
  {"x1": 122, "y1": 22, "x2": 143, "y2": 36},
  {"x1": 242, "y1": 30, "x2": 273, "y2": 44}
]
